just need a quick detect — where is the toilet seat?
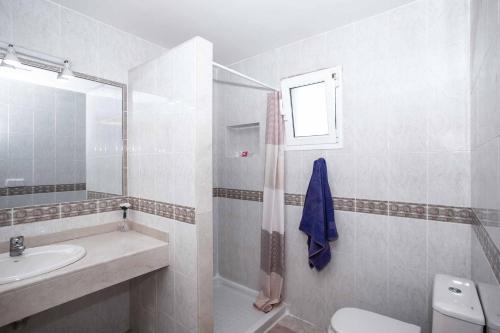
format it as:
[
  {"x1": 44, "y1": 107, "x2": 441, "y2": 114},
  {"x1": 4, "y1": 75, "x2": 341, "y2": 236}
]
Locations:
[{"x1": 330, "y1": 308, "x2": 420, "y2": 333}]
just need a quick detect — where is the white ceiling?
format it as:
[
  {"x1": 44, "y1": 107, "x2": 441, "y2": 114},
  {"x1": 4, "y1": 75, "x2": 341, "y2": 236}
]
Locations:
[{"x1": 52, "y1": 0, "x2": 415, "y2": 64}]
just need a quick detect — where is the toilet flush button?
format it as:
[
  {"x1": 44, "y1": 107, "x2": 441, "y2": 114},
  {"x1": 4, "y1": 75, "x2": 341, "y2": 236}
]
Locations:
[{"x1": 449, "y1": 287, "x2": 462, "y2": 294}]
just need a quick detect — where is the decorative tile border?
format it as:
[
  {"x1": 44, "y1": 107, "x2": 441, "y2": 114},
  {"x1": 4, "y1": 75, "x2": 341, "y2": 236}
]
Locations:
[
  {"x1": 0, "y1": 209, "x2": 12, "y2": 227},
  {"x1": 334, "y1": 197, "x2": 355, "y2": 212},
  {"x1": 75, "y1": 183, "x2": 87, "y2": 191},
  {"x1": 0, "y1": 183, "x2": 86, "y2": 197},
  {"x1": 0, "y1": 186, "x2": 478, "y2": 228},
  {"x1": 356, "y1": 199, "x2": 388, "y2": 215},
  {"x1": 156, "y1": 201, "x2": 175, "y2": 219},
  {"x1": 389, "y1": 202, "x2": 427, "y2": 219},
  {"x1": 138, "y1": 198, "x2": 156, "y2": 215},
  {"x1": 13, "y1": 204, "x2": 60, "y2": 224},
  {"x1": 227, "y1": 188, "x2": 242, "y2": 200},
  {"x1": 214, "y1": 188, "x2": 263, "y2": 202},
  {"x1": 87, "y1": 191, "x2": 121, "y2": 200},
  {"x1": 0, "y1": 196, "x2": 127, "y2": 226},
  {"x1": 128, "y1": 197, "x2": 196, "y2": 224},
  {"x1": 474, "y1": 208, "x2": 500, "y2": 227},
  {"x1": 472, "y1": 212, "x2": 500, "y2": 283},
  {"x1": 175, "y1": 205, "x2": 196, "y2": 224},
  {"x1": 34, "y1": 185, "x2": 56, "y2": 194},
  {"x1": 61, "y1": 201, "x2": 98, "y2": 218},
  {"x1": 285, "y1": 193, "x2": 304, "y2": 206},
  {"x1": 213, "y1": 187, "x2": 474, "y2": 225},
  {"x1": 7, "y1": 186, "x2": 32, "y2": 196},
  {"x1": 98, "y1": 197, "x2": 123, "y2": 213},
  {"x1": 428, "y1": 205, "x2": 473, "y2": 224},
  {"x1": 241, "y1": 190, "x2": 263, "y2": 202},
  {"x1": 129, "y1": 197, "x2": 140, "y2": 211}
]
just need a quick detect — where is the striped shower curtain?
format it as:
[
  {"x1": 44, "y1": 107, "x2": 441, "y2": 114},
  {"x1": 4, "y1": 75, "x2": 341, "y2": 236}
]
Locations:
[{"x1": 254, "y1": 92, "x2": 285, "y2": 313}]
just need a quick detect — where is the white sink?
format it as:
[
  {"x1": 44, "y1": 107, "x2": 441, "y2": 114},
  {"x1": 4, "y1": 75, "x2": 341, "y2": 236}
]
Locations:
[{"x1": 0, "y1": 244, "x2": 86, "y2": 285}]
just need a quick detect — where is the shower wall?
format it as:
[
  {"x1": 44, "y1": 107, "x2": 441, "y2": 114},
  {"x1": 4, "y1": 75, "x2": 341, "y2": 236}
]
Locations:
[
  {"x1": 470, "y1": 0, "x2": 500, "y2": 286},
  {"x1": 213, "y1": 0, "x2": 471, "y2": 332},
  {"x1": 129, "y1": 37, "x2": 213, "y2": 333}
]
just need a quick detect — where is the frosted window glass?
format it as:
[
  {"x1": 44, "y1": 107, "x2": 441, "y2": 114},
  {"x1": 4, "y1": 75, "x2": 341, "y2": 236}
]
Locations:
[{"x1": 290, "y1": 82, "x2": 329, "y2": 137}]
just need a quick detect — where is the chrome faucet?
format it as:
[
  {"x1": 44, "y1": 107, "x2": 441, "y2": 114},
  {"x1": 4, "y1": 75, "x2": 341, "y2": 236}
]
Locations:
[{"x1": 10, "y1": 236, "x2": 25, "y2": 257}]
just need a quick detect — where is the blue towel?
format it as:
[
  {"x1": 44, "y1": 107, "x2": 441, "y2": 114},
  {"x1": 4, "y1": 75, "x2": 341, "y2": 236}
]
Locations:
[{"x1": 299, "y1": 158, "x2": 338, "y2": 271}]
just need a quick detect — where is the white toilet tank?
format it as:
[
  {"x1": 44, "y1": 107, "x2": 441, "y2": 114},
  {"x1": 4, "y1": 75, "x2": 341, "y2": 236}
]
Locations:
[
  {"x1": 432, "y1": 274, "x2": 485, "y2": 333},
  {"x1": 477, "y1": 283, "x2": 500, "y2": 333}
]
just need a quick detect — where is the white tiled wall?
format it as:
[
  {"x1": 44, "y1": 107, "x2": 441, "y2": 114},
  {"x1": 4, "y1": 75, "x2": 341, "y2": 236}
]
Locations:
[
  {"x1": 470, "y1": 0, "x2": 500, "y2": 284},
  {"x1": 215, "y1": 0, "x2": 471, "y2": 205},
  {"x1": 0, "y1": 0, "x2": 164, "y2": 83},
  {"x1": 215, "y1": 198, "x2": 471, "y2": 332},
  {"x1": 129, "y1": 211, "x2": 199, "y2": 333},
  {"x1": 128, "y1": 37, "x2": 213, "y2": 333},
  {"x1": 214, "y1": 0, "x2": 472, "y2": 332}
]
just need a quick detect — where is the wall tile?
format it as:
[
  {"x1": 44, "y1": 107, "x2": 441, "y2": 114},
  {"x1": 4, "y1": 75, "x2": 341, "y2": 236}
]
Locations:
[
  {"x1": 387, "y1": 266, "x2": 429, "y2": 328},
  {"x1": 355, "y1": 154, "x2": 389, "y2": 201},
  {"x1": 428, "y1": 220, "x2": 471, "y2": 277},
  {"x1": 0, "y1": 0, "x2": 13, "y2": 42},
  {"x1": 173, "y1": 153, "x2": 195, "y2": 207},
  {"x1": 98, "y1": 24, "x2": 131, "y2": 83},
  {"x1": 174, "y1": 221, "x2": 197, "y2": 276},
  {"x1": 331, "y1": 210, "x2": 355, "y2": 254},
  {"x1": 325, "y1": 151, "x2": 356, "y2": 198},
  {"x1": 173, "y1": 272, "x2": 198, "y2": 331},
  {"x1": 388, "y1": 152, "x2": 427, "y2": 204},
  {"x1": 12, "y1": 0, "x2": 61, "y2": 57},
  {"x1": 388, "y1": 216, "x2": 427, "y2": 272},
  {"x1": 428, "y1": 152, "x2": 470, "y2": 207},
  {"x1": 354, "y1": 214, "x2": 388, "y2": 311},
  {"x1": 60, "y1": 8, "x2": 100, "y2": 76}
]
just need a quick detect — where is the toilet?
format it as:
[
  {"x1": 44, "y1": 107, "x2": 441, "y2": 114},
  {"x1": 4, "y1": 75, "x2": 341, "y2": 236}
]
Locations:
[
  {"x1": 431, "y1": 274, "x2": 485, "y2": 333},
  {"x1": 329, "y1": 274, "x2": 498, "y2": 333},
  {"x1": 329, "y1": 307, "x2": 420, "y2": 333}
]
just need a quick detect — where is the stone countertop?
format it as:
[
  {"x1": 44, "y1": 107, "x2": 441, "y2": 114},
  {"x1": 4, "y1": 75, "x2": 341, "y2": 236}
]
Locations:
[{"x1": 0, "y1": 229, "x2": 169, "y2": 327}]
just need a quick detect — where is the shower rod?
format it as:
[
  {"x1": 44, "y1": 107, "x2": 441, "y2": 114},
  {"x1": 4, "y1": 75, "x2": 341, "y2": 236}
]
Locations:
[{"x1": 213, "y1": 62, "x2": 278, "y2": 91}]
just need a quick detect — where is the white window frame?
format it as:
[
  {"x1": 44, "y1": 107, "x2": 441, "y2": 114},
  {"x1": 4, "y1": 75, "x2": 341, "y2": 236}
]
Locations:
[{"x1": 281, "y1": 66, "x2": 343, "y2": 150}]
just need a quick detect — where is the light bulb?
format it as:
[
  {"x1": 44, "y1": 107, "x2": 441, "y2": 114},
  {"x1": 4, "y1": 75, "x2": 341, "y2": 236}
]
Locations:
[
  {"x1": 2, "y1": 44, "x2": 21, "y2": 67},
  {"x1": 57, "y1": 60, "x2": 74, "y2": 80}
]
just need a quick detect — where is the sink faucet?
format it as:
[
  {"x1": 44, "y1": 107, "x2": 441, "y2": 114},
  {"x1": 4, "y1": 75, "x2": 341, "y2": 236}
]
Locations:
[{"x1": 10, "y1": 236, "x2": 25, "y2": 257}]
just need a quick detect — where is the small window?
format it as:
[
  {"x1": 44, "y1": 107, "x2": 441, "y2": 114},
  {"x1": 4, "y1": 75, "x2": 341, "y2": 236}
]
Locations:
[{"x1": 281, "y1": 67, "x2": 342, "y2": 150}]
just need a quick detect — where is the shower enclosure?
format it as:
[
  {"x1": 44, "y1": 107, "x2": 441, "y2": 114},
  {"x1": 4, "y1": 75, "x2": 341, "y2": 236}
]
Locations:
[{"x1": 212, "y1": 65, "x2": 285, "y2": 332}]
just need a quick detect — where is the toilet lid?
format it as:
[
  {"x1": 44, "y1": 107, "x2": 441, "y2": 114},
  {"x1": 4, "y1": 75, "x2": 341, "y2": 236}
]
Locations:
[{"x1": 331, "y1": 308, "x2": 420, "y2": 333}]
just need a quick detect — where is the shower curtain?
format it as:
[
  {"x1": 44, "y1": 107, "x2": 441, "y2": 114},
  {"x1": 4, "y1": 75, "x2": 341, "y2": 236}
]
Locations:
[{"x1": 254, "y1": 92, "x2": 285, "y2": 313}]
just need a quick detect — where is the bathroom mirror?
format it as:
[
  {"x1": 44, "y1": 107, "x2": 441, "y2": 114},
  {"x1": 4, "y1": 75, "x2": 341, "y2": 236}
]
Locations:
[{"x1": 0, "y1": 60, "x2": 125, "y2": 209}]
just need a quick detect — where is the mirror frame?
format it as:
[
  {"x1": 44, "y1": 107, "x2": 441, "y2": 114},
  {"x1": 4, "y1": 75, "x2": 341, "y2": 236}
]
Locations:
[{"x1": 3, "y1": 56, "x2": 128, "y2": 210}]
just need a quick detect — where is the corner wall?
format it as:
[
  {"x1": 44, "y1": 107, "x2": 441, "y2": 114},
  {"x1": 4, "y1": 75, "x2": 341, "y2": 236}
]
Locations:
[{"x1": 128, "y1": 37, "x2": 213, "y2": 333}]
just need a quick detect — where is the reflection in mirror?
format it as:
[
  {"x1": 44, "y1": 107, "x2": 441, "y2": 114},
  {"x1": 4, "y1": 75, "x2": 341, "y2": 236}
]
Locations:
[{"x1": 0, "y1": 63, "x2": 123, "y2": 209}]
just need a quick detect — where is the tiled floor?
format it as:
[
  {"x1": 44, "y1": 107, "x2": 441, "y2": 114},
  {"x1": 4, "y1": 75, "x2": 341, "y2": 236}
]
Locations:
[{"x1": 267, "y1": 315, "x2": 326, "y2": 333}]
